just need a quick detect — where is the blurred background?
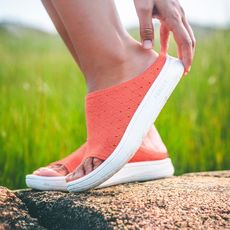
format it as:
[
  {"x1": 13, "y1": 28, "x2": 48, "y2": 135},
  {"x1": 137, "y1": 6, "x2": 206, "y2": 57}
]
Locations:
[{"x1": 0, "y1": 0, "x2": 229, "y2": 189}]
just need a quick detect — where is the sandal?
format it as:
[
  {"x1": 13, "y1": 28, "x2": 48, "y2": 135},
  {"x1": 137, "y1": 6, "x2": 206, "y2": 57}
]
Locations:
[
  {"x1": 67, "y1": 54, "x2": 183, "y2": 192},
  {"x1": 26, "y1": 126, "x2": 174, "y2": 191}
]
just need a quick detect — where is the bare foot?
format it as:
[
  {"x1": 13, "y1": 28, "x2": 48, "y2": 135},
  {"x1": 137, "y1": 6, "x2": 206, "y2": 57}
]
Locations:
[
  {"x1": 66, "y1": 124, "x2": 166, "y2": 182},
  {"x1": 66, "y1": 46, "x2": 160, "y2": 182},
  {"x1": 33, "y1": 164, "x2": 69, "y2": 177},
  {"x1": 34, "y1": 123, "x2": 166, "y2": 179}
]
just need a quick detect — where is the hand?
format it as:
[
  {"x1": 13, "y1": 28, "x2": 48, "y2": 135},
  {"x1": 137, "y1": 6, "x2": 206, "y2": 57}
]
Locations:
[{"x1": 134, "y1": 0, "x2": 196, "y2": 74}]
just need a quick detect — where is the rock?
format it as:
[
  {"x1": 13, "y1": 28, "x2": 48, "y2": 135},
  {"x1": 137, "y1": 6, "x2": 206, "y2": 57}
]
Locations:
[
  {"x1": 1, "y1": 171, "x2": 230, "y2": 229},
  {"x1": 0, "y1": 187, "x2": 45, "y2": 230},
  {"x1": 184, "y1": 170, "x2": 230, "y2": 178}
]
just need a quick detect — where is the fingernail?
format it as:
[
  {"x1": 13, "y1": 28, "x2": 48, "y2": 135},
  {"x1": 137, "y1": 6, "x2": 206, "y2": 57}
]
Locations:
[{"x1": 143, "y1": 40, "x2": 152, "y2": 49}]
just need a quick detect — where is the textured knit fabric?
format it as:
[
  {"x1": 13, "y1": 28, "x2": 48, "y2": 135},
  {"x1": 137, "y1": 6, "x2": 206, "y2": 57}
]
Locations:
[
  {"x1": 49, "y1": 143, "x2": 87, "y2": 173},
  {"x1": 83, "y1": 54, "x2": 166, "y2": 161},
  {"x1": 49, "y1": 139, "x2": 167, "y2": 173}
]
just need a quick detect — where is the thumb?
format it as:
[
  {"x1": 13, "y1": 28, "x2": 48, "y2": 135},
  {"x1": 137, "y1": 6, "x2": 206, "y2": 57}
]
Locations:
[
  {"x1": 134, "y1": 0, "x2": 154, "y2": 49},
  {"x1": 141, "y1": 21, "x2": 154, "y2": 49}
]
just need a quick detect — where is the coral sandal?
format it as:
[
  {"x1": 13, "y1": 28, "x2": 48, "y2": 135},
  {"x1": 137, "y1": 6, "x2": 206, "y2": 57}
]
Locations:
[
  {"x1": 67, "y1": 54, "x2": 184, "y2": 192},
  {"x1": 26, "y1": 144, "x2": 87, "y2": 191},
  {"x1": 25, "y1": 127, "x2": 174, "y2": 191}
]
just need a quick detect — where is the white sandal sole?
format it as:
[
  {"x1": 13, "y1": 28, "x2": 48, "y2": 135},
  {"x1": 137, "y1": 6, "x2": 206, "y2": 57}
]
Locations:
[{"x1": 26, "y1": 158, "x2": 174, "y2": 191}]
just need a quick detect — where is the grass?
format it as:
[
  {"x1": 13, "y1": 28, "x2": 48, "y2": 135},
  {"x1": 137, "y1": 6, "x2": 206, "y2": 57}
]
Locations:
[{"x1": 0, "y1": 24, "x2": 229, "y2": 189}]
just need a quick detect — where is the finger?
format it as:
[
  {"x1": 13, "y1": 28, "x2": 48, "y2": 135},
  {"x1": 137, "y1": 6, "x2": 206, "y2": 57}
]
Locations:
[
  {"x1": 182, "y1": 17, "x2": 196, "y2": 55},
  {"x1": 134, "y1": 0, "x2": 155, "y2": 49},
  {"x1": 160, "y1": 22, "x2": 170, "y2": 54},
  {"x1": 170, "y1": 19, "x2": 193, "y2": 74}
]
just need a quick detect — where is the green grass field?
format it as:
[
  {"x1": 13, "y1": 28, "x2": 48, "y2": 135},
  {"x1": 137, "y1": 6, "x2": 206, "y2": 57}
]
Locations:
[{"x1": 0, "y1": 24, "x2": 229, "y2": 189}]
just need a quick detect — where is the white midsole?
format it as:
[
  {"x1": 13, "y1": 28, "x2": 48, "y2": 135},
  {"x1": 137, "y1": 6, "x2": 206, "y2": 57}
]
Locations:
[
  {"x1": 66, "y1": 56, "x2": 184, "y2": 192},
  {"x1": 25, "y1": 158, "x2": 174, "y2": 191}
]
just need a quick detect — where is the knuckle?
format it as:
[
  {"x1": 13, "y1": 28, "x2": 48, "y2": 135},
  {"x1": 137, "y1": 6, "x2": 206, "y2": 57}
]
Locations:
[
  {"x1": 143, "y1": 29, "x2": 153, "y2": 38},
  {"x1": 141, "y1": 26, "x2": 153, "y2": 39}
]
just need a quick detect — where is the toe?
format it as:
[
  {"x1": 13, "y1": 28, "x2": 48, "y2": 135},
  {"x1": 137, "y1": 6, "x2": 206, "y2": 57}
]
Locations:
[
  {"x1": 65, "y1": 157, "x2": 103, "y2": 182},
  {"x1": 83, "y1": 158, "x2": 94, "y2": 175},
  {"x1": 33, "y1": 164, "x2": 68, "y2": 177},
  {"x1": 66, "y1": 164, "x2": 85, "y2": 182},
  {"x1": 93, "y1": 158, "x2": 103, "y2": 170},
  {"x1": 33, "y1": 167, "x2": 62, "y2": 177}
]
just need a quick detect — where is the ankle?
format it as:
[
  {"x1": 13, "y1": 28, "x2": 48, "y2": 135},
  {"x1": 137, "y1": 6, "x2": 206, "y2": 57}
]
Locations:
[{"x1": 86, "y1": 38, "x2": 158, "y2": 93}]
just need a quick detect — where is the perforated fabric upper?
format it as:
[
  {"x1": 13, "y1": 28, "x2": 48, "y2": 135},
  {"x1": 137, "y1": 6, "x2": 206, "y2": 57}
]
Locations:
[
  {"x1": 49, "y1": 143, "x2": 87, "y2": 172},
  {"x1": 49, "y1": 141, "x2": 167, "y2": 173},
  {"x1": 84, "y1": 54, "x2": 166, "y2": 161}
]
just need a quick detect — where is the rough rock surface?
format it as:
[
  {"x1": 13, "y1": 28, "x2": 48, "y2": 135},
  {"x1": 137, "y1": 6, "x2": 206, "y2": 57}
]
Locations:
[
  {"x1": 0, "y1": 187, "x2": 45, "y2": 230},
  {"x1": 1, "y1": 171, "x2": 230, "y2": 229}
]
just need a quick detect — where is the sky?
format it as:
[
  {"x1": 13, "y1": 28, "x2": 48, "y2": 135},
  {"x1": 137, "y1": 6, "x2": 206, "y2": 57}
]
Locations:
[{"x1": 0, "y1": 0, "x2": 229, "y2": 33}]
